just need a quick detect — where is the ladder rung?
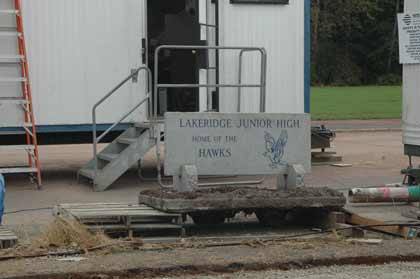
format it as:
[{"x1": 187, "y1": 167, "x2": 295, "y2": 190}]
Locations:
[
  {"x1": 23, "y1": 122, "x2": 34, "y2": 127},
  {"x1": 0, "y1": 10, "x2": 18, "y2": 15},
  {"x1": 0, "y1": 167, "x2": 38, "y2": 174},
  {"x1": 0, "y1": 31, "x2": 22, "y2": 37},
  {"x1": 0, "y1": 77, "x2": 27, "y2": 83},
  {"x1": 0, "y1": 97, "x2": 28, "y2": 104},
  {"x1": 0, "y1": 145, "x2": 34, "y2": 151},
  {"x1": 0, "y1": 55, "x2": 24, "y2": 63}
]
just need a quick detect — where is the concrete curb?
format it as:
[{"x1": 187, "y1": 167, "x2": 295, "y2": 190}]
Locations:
[{"x1": 335, "y1": 128, "x2": 402, "y2": 133}]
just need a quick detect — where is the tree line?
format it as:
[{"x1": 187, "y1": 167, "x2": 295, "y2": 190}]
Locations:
[{"x1": 311, "y1": 0, "x2": 403, "y2": 86}]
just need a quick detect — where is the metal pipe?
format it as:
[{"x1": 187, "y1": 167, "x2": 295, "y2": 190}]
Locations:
[
  {"x1": 97, "y1": 96, "x2": 149, "y2": 143},
  {"x1": 157, "y1": 84, "x2": 262, "y2": 88},
  {"x1": 260, "y1": 48, "x2": 268, "y2": 113},
  {"x1": 237, "y1": 48, "x2": 266, "y2": 113},
  {"x1": 349, "y1": 185, "x2": 420, "y2": 203}
]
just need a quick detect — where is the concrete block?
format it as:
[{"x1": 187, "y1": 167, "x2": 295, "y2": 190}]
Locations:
[
  {"x1": 174, "y1": 165, "x2": 198, "y2": 192},
  {"x1": 277, "y1": 164, "x2": 306, "y2": 191}
]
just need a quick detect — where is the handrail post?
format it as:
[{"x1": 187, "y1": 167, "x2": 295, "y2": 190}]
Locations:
[
  {"x1": 260, "y1": 48, "x2": 267, "y2": 113},
  {"x1": 237, "y1": 48, "x2": 267, "y2": 113},
  {"x1": 92, "y1": 108, "x2": 97, "y2": 179}
]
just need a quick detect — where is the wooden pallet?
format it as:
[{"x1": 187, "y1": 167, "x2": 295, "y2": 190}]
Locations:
[
  {"x1": 53, "y1": 203, "x2": 183, "y2": 237},
  {"x1": 345, "y1": 203, "x2": 420, "y2": 239},
  {"x1": 0, "y1": 227, "x2": 18, "y2": 249}
]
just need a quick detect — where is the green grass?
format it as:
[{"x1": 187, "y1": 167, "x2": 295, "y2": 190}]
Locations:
[{"x1": 311, "y1": 86, "x2": 402, "y2": 120}]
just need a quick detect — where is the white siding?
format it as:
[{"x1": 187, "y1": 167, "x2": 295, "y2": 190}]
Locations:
[
  {"x1": 21, "y1": 0, "x2": 147, "y2": 126},
  {"x1": 403, "y1": 0, "x2": 420, "y2": 146},
  {"x1": 2, "y1": 1, "x2": 305, "y2": 129},
  {"x1": 218, "y1": 1, "x2": 305, "y2": 114}
]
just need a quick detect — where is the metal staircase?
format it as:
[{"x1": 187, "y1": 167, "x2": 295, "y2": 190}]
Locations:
[
  {"x1": 78, "y1": 122, "x2": 156, "y2": 192},
  {"x1": 78, "y1": 66, "x2": 154, "y2": 191},
  {"x1": 79, "y1": 45, "x2": 267, "y2": 192},
  {"x1": 0, "y1": 0, "x2": 41, "y2": 187}
]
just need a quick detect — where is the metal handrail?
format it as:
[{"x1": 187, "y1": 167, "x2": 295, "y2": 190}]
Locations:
[
  {"x1": 152, "y1": 45, "x2": 268, "y2": 189},
  {"x1": 92, "y1": 66, "x2": 152, "y2": 177},
  {"x1": 153, "y1": 45, "x2": 267, "y2": 119},
  {"x1": 237, "y1": 49, "x2": 267, "y2": 112}
]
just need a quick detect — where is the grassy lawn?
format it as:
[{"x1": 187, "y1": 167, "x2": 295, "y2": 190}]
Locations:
[{"x1": 311, "y1": 86, "x2": 402, "y2": 120}]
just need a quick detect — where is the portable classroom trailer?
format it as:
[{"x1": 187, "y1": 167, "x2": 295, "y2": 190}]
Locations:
[
  {"x1": 0, "y1": 0, "x2": 310, "y2": 188},
  {"x1": 1, "y1": 0, "x2": 310, "y2": 137}
]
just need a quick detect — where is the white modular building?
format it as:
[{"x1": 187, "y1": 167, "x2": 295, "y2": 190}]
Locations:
[{"x1": 0, "y1": 0, "x2": 310, "y2": 139}]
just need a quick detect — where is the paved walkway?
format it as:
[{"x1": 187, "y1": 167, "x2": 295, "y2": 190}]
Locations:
[{"x1": 312, "y1": 119, "x2": 401, "y2": 131}]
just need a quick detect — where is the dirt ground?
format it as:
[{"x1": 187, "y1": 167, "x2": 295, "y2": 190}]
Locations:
[
  {"x1": 1, "y1": 130, "x2": 420, "y2": 278},
  {"x1": 2, "y1": 130, "x2": 417, "y2": 232},
  {"x1": 2, "y1": 238, "x2": 420, "y2": 278}
]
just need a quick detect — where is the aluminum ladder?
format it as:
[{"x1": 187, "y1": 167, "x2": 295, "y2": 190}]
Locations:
[{"x1": 0, "y1": 0, "x2": 41, "y2": 187}]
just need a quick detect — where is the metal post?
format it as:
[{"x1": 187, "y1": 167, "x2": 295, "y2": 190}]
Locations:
[{"x1": 237, "y1": 48, "x2": 267, "y2": 113}]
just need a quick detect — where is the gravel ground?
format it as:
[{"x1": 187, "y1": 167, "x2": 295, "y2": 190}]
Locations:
[{"x1": 170, "y1": 262, "x2": 420, "y2": 279}]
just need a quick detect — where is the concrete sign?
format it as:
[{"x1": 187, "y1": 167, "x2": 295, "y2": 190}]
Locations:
[
  {"x1": 398, "y1": 13, "x2": 420, "y2": 64},
  {"x1": 164, "y1": 113, "x2": 311, "y2": 176}
]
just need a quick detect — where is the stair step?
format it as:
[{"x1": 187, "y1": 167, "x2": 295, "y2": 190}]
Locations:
[
  {"x1": 134, "y1": 122, "x2": 153, "y2": 129},
  {"x1": 98, "y1": 153, "x2": 119, "y2": 162},
  {"x1": 0, "y1": 145, "x2": 34, "y2": 151},
  {"x1": 0, "y1": 77, "x2": 27, "y2": 83},
  {"x1": 0, "y1": 31, "x2": 21, "y2": 37},
  {"x1": 117, "y1": 137, "x2": 137, "y2": 145},
  {"x1": 0, "y1": 10, "x2": 19, "y2": 15},
  {"x1": 0, "y1": 55, "x2": 24, "y2": 63},
  {"x1": 0, "y1": 167, "x2": 38, "y2": 174},
  {"x1": 79, "y1": 168, "x2": 95, "y2": 180}
]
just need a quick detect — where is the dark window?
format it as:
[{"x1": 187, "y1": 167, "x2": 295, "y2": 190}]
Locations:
[{"x1": 230, "y1": 0, "x2": 289, "y2": 4}]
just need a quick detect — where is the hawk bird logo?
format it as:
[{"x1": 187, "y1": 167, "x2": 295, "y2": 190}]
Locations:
[{"x1": 263, "y1": 130, "x2": 288, "y2": 169}]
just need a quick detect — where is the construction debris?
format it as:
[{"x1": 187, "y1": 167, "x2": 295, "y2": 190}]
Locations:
[
  {"x1": 0, "y1": 227, "x2": 18, "y2": 249},
  {"x1": 344, "y1": 203, "x2": 420, "y2": 239},
  {"x1": 346, "y1": 238, "x2": 383, "y2": 245}
]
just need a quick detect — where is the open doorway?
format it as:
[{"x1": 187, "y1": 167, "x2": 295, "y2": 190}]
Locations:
[{"x1": 147, "y1": 0, "x2": 206, "y2": 114}]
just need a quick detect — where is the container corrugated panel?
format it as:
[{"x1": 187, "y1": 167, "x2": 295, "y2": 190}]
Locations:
[
  {"x1": 403, "y1": 0, "x2": 420, "y2": 147},
  {"x1": 218, "y1": 1, "x2": 304, "y2": 114},
  {"x1": 20, "y1": 0, "x2": 147, "y2": 126}
]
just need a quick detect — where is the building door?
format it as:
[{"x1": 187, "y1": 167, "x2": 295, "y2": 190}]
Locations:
[{"x1": 147, "y1": 0, "x2": 218, "y2": 114}]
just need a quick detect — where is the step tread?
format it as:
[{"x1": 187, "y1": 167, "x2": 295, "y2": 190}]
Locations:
[
  {"x1": 117, "y1": 137, "x2": 137, "y2": 145},
  {"x1": 134, "y1": 122, "x2": 153, "y2": 129},
  {"x1": 78, "y1": 168, "x2": 95, "y2": 179},
  {"x1": 98, "y1": 152, "x2": 119, "y2": 162}
]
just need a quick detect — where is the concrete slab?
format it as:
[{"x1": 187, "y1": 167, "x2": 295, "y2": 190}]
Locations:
[{"x1": 139, "y1": 187, "x2": 346, "y2": 214}]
